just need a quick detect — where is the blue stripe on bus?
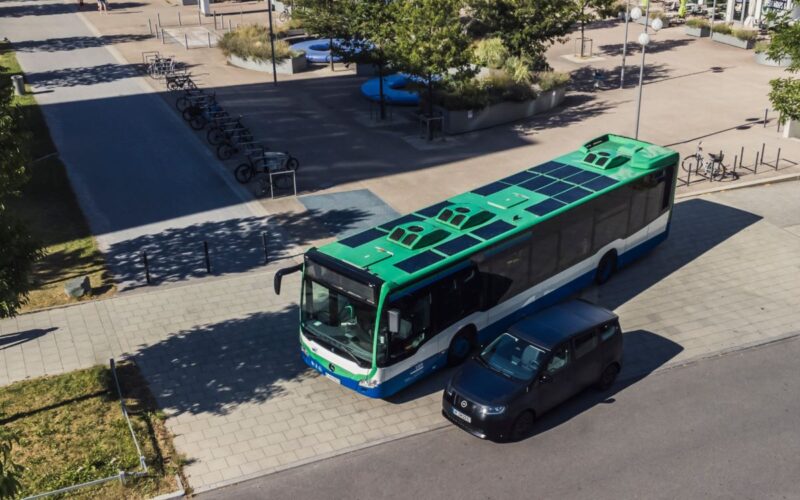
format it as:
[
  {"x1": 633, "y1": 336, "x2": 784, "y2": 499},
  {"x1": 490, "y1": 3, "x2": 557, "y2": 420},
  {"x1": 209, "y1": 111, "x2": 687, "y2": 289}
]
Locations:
[{"x1": 304, "y1": 229, "x2": 668, "y2": 399}]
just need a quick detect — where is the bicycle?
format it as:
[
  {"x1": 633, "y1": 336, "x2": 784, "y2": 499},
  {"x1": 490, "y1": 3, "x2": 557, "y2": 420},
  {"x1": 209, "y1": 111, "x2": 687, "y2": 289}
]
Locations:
[
  {"x1": 176, "y1": 89, "x2": 215, "y2": 113},
  {"x1": 146, "y1": 55, "x2": 175, "y2": 79},
  {"x1": 681, "y1": 142, "x2": 739, "y2": 181},
  {"x1": 217, "y1": 127, "x2": 257, "y2": 160},
  {"x1": 166, "y1": 73, "x2": 196, "y2": 91},
  {"x1": 207, "y1": 116, "x2": 247, "y2": 146},
  {"x1": 235, "y1": 149, "x2": 299, "y2": 186}
]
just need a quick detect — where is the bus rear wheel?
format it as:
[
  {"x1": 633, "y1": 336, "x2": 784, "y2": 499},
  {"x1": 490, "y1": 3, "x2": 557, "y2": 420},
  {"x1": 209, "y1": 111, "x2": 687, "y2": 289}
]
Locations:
[
  {"x1": 447, "y1": 330, "x2": 475, "y2": 367},
  {"x1": 595, "y1": 251, "x2": 617, "y2": 285}
]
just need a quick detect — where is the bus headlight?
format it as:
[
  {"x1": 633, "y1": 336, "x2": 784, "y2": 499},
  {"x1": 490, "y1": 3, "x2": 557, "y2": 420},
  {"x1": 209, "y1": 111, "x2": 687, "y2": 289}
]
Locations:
[
  {"x1": 478, "y1": 404, "x2": 506, "y2": 415},
  {"x1": 300, "y1": 344, "x2": 308, "y2": 356},
  {"x1": 358, "y1": 378, "x2": 378, "y2": 389}
]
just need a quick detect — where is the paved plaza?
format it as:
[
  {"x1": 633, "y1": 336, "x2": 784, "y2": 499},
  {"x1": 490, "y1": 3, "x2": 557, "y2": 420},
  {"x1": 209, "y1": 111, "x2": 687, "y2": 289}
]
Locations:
[{"x1": 2, "y1": 182, "x2": 800, "y2": 491}]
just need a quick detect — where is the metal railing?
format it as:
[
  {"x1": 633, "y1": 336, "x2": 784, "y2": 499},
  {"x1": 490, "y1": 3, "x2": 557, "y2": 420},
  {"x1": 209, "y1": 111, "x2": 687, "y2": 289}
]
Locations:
[{"x1": 22, "y1": 360, "x2": 149, "y2": 500}]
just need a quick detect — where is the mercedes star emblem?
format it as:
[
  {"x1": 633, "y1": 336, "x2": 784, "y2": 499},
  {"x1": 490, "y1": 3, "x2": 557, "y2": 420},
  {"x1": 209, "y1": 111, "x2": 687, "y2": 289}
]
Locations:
[
  {"x1": 329, "y1": 363, "x2": 336, "y2": 373},
  {"x1": 460, "y1": 400, "x2": 468, "y2": 408}
]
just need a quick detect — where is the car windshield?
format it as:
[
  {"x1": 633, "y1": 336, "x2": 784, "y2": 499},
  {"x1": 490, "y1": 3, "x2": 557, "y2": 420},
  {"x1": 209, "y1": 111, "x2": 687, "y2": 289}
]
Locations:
[
  {"x1": 480, "y1": 333, "x2": 546, "y2": 381},
  {"x1": 301, "y1": 277, "x2": 376, "y2": 364}
]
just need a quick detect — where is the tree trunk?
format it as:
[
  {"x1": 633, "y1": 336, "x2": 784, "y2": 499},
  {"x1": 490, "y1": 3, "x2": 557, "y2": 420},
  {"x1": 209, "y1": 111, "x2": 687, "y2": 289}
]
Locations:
[
  {"x1": 378, "y1": 60, "x2": 386, "y2": 120},
  {"x1": 427, "y1": 75, "x2": 434, "y2": 140},
  {"x1": 580, "y1": 18, "x2": 586, "y2": 57},
  {"x1": 329, "y1": 36, "x2": 334, "y2": 71}
]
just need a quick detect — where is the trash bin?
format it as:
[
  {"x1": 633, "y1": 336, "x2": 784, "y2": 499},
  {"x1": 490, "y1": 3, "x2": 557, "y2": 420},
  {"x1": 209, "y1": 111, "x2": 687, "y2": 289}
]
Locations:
[{"x1": 10, "y1": 75, "x2": 24, "y2": 96}]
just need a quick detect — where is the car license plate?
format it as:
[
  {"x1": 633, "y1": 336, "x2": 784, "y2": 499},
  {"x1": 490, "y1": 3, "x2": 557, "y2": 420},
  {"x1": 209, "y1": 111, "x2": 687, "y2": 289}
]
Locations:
[
  {"x1": 325, "y1": 373, "x2": 340, "y2": 385},
  {"x1": 451, "y1": 407, "x2": 471, "y2": 423}
]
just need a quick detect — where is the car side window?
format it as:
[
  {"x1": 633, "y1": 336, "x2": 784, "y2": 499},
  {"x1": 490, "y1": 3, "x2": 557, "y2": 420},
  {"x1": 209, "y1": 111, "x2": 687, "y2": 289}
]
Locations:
[
  {"x1": 546, "y1": 345, "x2": 570, "y2": 374},
  {"x1": 599, "y1": 323, "x2": 620, "y2": 342},
  {"x1": 574, "y1": 331, "x2": 598, "y2": 359}
]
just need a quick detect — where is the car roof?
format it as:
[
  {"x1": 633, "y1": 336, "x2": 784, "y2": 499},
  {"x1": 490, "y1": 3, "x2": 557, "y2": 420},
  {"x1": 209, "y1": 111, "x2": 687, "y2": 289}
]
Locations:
[{"x1": 508, "y1": 300, "x2": 618, "y2": 350}]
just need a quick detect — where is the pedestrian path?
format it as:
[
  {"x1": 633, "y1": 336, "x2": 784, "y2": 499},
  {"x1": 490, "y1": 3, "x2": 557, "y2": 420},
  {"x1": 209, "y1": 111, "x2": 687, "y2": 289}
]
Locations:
[
  {"x1": 2, "y1": 183, "x2": 799, "y2": 492},
  {"x1": 0, "y1": 0, "x2": 267, "y2": 289}
]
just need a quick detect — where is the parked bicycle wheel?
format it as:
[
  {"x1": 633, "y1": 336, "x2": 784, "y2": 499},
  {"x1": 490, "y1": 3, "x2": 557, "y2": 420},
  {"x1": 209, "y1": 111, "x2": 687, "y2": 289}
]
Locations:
[
  {"x1": 189, "y1": 114, "x2": 206, "y2": 130},
  {"x1": 273, "y1": 172, "x2": 294, "y2": 190},
  {"x1": 285, "y1": 156, "x2": 300, "y2": 171},
  {"x1": 181, "y1": 105, "x2": 201, "y2": 121},
  {"x1": 217, "y1": 143, "x2": 236, "y2": 160},
  {"x1": 207, "y1": 127, "x2": 226, "y2": 145},
  {"x1": 234, "y1": 163, "x2": 255, "y2": 183},
  {"x1": 681, "y1": 155, "x2": 699, "y2": 174},
  {"x1": 176, "y1": 97, "x2": 193, "y2": 112}
]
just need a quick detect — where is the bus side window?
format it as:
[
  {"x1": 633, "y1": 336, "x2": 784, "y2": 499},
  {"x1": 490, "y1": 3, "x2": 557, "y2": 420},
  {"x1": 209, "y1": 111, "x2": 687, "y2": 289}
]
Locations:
[
  {"x1": 433, "y1": 266, "x2": 481, "y2": 330},
  {"x1": 388, "y1": 289, "x2": 432, "y2": 359}
]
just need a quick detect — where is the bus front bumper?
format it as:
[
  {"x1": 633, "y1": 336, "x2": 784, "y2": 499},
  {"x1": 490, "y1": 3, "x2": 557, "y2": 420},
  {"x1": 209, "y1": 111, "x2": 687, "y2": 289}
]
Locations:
[{"x1": 300, "y1": 350, "x2": 390, "y2": 399}]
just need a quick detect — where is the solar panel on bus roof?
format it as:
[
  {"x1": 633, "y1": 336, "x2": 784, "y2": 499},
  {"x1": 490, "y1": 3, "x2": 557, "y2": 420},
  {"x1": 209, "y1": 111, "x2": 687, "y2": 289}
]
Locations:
[
  {"x1": 394, "y1": 250, "x2": 444, "y2": 273},
  {"x1": 583, "y1": 175, "x2": 618, "y2": 191},
  {"x1": 554, "y1": 186, "x2": 592, "y2": 204},
  {"x1": 519, "y1": 176, "x2": 553, "y2": 192},
  {"x1": 526, "y1": 198, "x2": 566, "y2": 216},
  {"x1": 471, "y1": 220, "x2": 515, "y2": 240},
  {"x1": 569, "y1": 171, "x2": 603, "y2": 185},
  {"x1": 530, "y1": 161, "x2": 566, "y2": 174},
  {"x1": 378, "y1": 213, "x2": 424, "y2": 231},
  {"x1": 339, "y1": 228, "x2": 386, "y2": 248},
  {"x1": 472, "y1": 181, "x2": 509, "y2": 196},
  {"x1": 546, "y1": 165, "x2": 583, "y2": 180},
  {"x1": 434, "y1": 234, "x2": 482, "y2": 256},
  {"x1": 416, "y1": 201, "x2": 453, "y2": 217},
  {"x1": 535, "y1": 180, "x2": 571, "y2": 196},
  {"x1": 500, "y1": 171, "x2": 537, "y2": 185}
]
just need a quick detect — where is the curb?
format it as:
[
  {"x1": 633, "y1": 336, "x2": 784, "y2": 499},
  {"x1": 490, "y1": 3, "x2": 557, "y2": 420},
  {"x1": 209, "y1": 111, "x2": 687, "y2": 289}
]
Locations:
[
  {"x1": 150, "y1": 474, "x2": 185, "y2": 500},
  {"x1": 676, "y1": 172, "x2": 800, "y2": 199}
]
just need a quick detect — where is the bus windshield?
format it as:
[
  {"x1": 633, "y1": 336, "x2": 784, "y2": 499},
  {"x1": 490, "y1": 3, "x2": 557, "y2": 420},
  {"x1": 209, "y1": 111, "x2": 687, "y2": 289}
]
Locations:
[{"x1": 302, "y1": 277, "x2": 376, "y2": 365}]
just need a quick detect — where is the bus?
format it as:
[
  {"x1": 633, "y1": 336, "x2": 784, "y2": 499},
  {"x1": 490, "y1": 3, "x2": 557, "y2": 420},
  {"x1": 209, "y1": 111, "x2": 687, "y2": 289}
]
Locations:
[{"x1": 274, "y1": 134, "x2": 678, "y2": 398}]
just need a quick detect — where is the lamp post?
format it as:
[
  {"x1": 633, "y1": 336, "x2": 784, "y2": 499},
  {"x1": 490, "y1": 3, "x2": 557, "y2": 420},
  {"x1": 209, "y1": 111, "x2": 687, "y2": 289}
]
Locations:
[
  {"x1": 620, "y1": 0, "x2": 631, "y2": 88},
  {"x1": 266, "y1": 0, "x2": 278, "y2": 85},
  {"x1": 630, "y1": 3, "x2": 662, "y2": 139}
]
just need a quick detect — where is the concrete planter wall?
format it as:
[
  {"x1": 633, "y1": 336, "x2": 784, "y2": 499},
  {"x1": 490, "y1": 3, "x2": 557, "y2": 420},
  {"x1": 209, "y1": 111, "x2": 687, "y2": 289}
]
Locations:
[
  {"x1": 783, "y1": 119, "x2": 800, "y2": 139},
  {"x1": 685, "y1": 26, "x2": 711, "y2": 37},
  {"x1": 227, "y1": 53, "x2": 307, "y2": 75},
  {"x1": 711, "y1": 32, "x2": 755, "y2": 49},
  {"x1": 439, "y1": 87, "x2": 566, "y2": 135},
  {"x1": 755, "y1": 52, "x2": 792, "y2": 67}
]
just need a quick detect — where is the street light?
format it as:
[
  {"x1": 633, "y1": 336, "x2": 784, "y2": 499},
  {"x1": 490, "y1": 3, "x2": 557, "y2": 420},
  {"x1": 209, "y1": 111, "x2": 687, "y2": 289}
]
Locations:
[
  {"x1": 630, "y1": 1, "x2": 660, "y2": 140},
  {"x1": 620, "y1": 0, "x2": 631, "y2": 89}
]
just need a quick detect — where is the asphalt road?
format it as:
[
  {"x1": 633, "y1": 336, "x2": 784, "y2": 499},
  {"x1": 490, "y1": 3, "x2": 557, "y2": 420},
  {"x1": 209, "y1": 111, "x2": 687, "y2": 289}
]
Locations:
[{"x1": 202, "y1": 334, "x2": 800, "y2": 500}]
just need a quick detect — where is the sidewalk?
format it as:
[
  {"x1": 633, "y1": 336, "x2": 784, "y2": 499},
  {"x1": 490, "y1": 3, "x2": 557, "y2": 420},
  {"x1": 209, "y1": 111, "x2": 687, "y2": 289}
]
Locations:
[{"x1": 2, "y1": 182, "x2": 799, "y2": 492}]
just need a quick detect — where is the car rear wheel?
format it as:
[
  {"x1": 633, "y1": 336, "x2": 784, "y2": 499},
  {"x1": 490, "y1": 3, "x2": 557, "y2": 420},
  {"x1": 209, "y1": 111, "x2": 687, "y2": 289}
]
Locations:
[
  {"x1": 509, "y1": 410, "x2": 535, "y2": 442},
  {"x1": 596, "y1": 363, "x2": 620, "y2": 391}
]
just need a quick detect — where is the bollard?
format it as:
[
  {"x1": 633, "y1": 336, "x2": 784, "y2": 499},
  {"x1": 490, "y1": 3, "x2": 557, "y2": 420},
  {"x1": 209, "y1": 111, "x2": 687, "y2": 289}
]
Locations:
[
  {"x1": 220, "y1": 14, "x2": 224, "y2": 30},
  {"x1": 240, "y1": 6, "x2": 243, "y2": 23},
  {"x1": 262, "y1": 233, "x2": 269, "y2": 264},
  {"x1": 184, "y1": 33, "x2": 189, "y2": 50},
  {"x1": 148, "y1": 18, "x2": 153, "y2": 36},
  {"x1": 198, "y1": 11, "x2": 201, "y2": 25},
  {"x1": 157, "y1": 12, "x2": 161, "y2": 27},
  {"x1": 178, "y1": 11, "x2": 182, "y2": 26},
  {"x1": 161, "y1": 28, "x2": 166, "y2": 45},
  {"x1": 207, "y1": 31, "x2": 212, "y2": 48},
  {"x1": 733, "y1": 155, "x2": 738, "y2": 175},
  {"x1": 10, "y1": 75, "x2": 24, "y2": 96},
  {"x1": 142, "y1": 251, "x2": 151, "y2": 285},
  {"x1": 686, "y1": 166, "x2": 691, "y2": 186},
  {"x1": 754, "y1": 152, "x2": 760, "y2": 174},
  {"x1": 213, "y1": 12, "x2": 217, "y2": 29},
  {"x1": 228, "y1": 19, "x2": 232, "y2": 32},
  {"x1": 764, "y1": 108, "x2": 768, "y2": 128},
  {"x1": 776, "y1": 148, "x2": 781, "y2": 170},
  {"x1": 739, "y1": 146, "x2": 744, "y2": 168},
  {"x1": 203, "y1": 241, "x2": 211, "y2": 273},
  {"x1": 760, "y1": 143, "x2": 765, "y2": 167}
]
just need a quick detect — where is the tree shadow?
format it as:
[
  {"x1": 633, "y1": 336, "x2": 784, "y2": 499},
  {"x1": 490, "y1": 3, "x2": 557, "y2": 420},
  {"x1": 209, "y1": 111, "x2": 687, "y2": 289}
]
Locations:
[
  {"x1": 512, "y1": 93, "x2": 617, "y2": 134},
  {"x1": 24, "y1": 63, "x2": 141, "y2": 88},
  {"x1": 570, "y1": 63, "x2": 672, "y2": 92},
  {"x1": 0, "y1": 1, "x2": 143, "y2": 17},
  {"x1": 0, "y1": 327, "x2": 58, "y2": 350},
  {"x1": 132, "y1": 308, "x2": 313, "y2": 416},
  {"x1": 11, "y1": 34, "x2": 152, "y2": 53},
  {"x1": 598, "y1": 37, "x2": 695, "y2": 57},
  {"x1": 389, "y1": 198, "x2": 761, "y2": 404},
  {"x1": 104, "y1": 208, "x2": 369, "y2": 288}
]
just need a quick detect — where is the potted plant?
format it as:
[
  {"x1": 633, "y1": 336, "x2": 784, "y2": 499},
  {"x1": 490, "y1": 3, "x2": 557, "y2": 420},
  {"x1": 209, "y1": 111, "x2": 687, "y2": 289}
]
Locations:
[
  {"x1": 219, "y1": 25, "x2": 308, "y2": 74},
  {"x1": 711, "y1": 23, "x2": 757, "y2": 49},
  {"x1": 685, "y1": 18, "x2": 711, "y2": 37}
]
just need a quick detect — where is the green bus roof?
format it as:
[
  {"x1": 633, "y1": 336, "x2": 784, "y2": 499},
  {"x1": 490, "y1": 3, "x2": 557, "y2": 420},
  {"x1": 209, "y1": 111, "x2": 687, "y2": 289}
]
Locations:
[{"x1": 315, "y1": 134, "x2": 678, "y2": 288}]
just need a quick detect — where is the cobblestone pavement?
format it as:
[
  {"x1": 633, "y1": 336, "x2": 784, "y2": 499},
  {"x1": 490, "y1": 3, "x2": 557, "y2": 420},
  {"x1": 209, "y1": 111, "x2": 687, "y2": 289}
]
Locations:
[{"x1": 1, "y1": 182, "x2": 799, "y2": 492}]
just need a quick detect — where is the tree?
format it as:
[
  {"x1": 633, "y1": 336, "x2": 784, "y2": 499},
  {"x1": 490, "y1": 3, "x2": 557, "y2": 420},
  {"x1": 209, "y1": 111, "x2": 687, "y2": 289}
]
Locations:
[
  {"x1": 769, "y1": 78, "x2": 800, "y2": 122},
  {"x1": 468, "y1": 0, "x2": 579, "y2": 70},
  {"x1": 294, "y1": 0, "x2": 349, "y2": 70},
  {"x1": 390, "y1": 0, "x2": 474, "y2": 119},
  {"x1": 575, "y1": 0, "x2": 617, "y2": 58},
  {"x1": 765, "y1": 12, "x2": 800, "y2": 127},
  {"x1": 0, "y1": 63, "x2": 43, "y2": 318},
  {"x1": 0, "y1": 425, "x2": 23, "y2": 499}
]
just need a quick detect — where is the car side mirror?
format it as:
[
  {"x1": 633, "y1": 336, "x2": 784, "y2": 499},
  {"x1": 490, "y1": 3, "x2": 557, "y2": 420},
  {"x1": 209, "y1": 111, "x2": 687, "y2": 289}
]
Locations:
[{"x1": 387, "y1": 309, "x2": 400, "y2": 335}]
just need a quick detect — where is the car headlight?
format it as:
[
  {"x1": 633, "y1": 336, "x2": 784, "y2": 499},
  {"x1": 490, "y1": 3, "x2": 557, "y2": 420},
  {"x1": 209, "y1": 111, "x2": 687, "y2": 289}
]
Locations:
[
  {"x1": 478, "y1": 404, "x2": 506, "y2": 415},
  {"x1": 358, "y1": 378, "x2": 378, "y2": 389}
]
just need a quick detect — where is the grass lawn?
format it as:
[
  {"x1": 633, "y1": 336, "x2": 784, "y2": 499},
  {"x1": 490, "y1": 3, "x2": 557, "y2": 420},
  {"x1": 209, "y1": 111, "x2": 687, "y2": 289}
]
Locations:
[
  {"x1": 0, "y1": 364, "x2": 182, "y2": 498},
  {"x1": 0, "y1": 42, "x2": 115, "y2": 312}
]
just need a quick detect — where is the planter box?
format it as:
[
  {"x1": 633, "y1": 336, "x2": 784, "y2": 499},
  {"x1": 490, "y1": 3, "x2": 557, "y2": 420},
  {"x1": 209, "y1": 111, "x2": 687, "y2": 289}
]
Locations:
[
  {"x1": 685, "y1": 26, "x2": 711, "y2": 37},
  {"x1": 439, "y1": 87, "x2": 566, "y2": 135},
  {"x1": 356, "y1": 63, "x2": 379, "y2": 77},
  {"x1": 227, "y1": 53, "x2": 307, "y2": 75},
  {"x1": 711, "y1": 32, "x2": 755, "y2": 49},
  {"x1": 755, "y1": 52, "x2": 792, "y2": 67}
]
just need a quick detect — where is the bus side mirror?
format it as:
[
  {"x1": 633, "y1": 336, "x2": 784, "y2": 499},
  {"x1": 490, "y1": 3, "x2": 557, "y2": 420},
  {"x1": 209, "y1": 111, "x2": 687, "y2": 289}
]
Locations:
[
  {"x1": 274, "y1": 264, "x2": 302, "y2": 295},
  {"x1": 387, "y1": 309, "x2": 401, "y2": 335}
]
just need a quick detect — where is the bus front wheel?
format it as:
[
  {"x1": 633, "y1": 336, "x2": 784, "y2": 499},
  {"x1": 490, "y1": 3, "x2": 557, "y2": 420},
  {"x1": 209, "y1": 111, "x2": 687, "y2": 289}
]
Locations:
[
  {"x1": 447, "y1": 329, "x2": 475, "y2": 367},
  {"x1": 595, "y1": 251, "x2": 617, "y2": 285}
]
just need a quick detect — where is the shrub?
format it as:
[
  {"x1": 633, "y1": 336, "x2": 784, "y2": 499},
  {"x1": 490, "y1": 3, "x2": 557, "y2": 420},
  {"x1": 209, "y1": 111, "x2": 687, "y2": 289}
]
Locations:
[
  {"x1": 480, "y1": 70, "x2": 536, "y2": 103},
  {"x1": 535, "y1": 71, "x2": 570, "y2": 92},
  {"x1": 685, "y1": 18, "x2": 710, "y2": 29},
  {"x1": 754, "y1": 40, "x2": 770, "y2": 53},
  {"x1": 503, "y1": 56, "x2": 533, "y2": 85},
  {"x1": 473, "y1": 38, "x2": 508, "y2": 69},
  {"x1": 434, "y1": 79, "x2": 491, "y2": 110},
  {"x1": 649, "y1": 10, "x2": 669, "y2": 22},
  {"x1": 712, "y1": 23, "x2": 733, "y2": 35},
  {"x1": 733, "y1": 28, "x2": 758, "y2": 42},
  {"x1": 219, "y1": 24, "x2": 298, "y2": 63}
]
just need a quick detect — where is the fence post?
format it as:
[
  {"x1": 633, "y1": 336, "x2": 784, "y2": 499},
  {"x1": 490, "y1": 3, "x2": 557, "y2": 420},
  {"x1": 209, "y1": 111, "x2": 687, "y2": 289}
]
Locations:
[
  {"x1": 760, "y1": 142, "x2": 765, "y2": 167},
  {"x1": 739, "y1": 146, "x2": 744, "y2": 169},
  {"x1": 157, "y1": 12, "x2": 161, "y2": 27},
  {"x1": 148, "y1": 18, "x2": 153, "y2": 36},
  {"x1": 161, "y1": 28, "x2": 165, "y2": 45},
  {"x1": 142, "y1": 251, "x2": 151, "y2": 285},
  {"x1": 207, "y1": 32, "x2": 212, "y2": 48},
  {"x1": 178, "y1": 11, "x2": 182, "y2": 26},
  {"x1": 764, "y1": 108, "x2": 768, "y2": 128},
  {"x1": 198, "y1": 11, "x2": 201, "y2": 25},
  {"x1": 732, "y1": 154, "x2": 738, "y2": 176},
  {"x1": 776, "y1": 148, "x2": 781, "y2": 170},
  {"x1": 228, "y1": 18, "x2": 232, "y2": 32},
  {"x1": 204, "y1": 241, "x2": 211, "y2": 273},
  {"x1": 213, "y1": 12, "x2": 217, "y2": 30},
  {"x1": 184, "y1": 33, "x2": 189, "y2": 50},
  {"x1": 262, "y1": 232, "x2": 269, "y2": 264},
  {"x1": 754, "y1": 151, "x2": 760, "y2": 174}
]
